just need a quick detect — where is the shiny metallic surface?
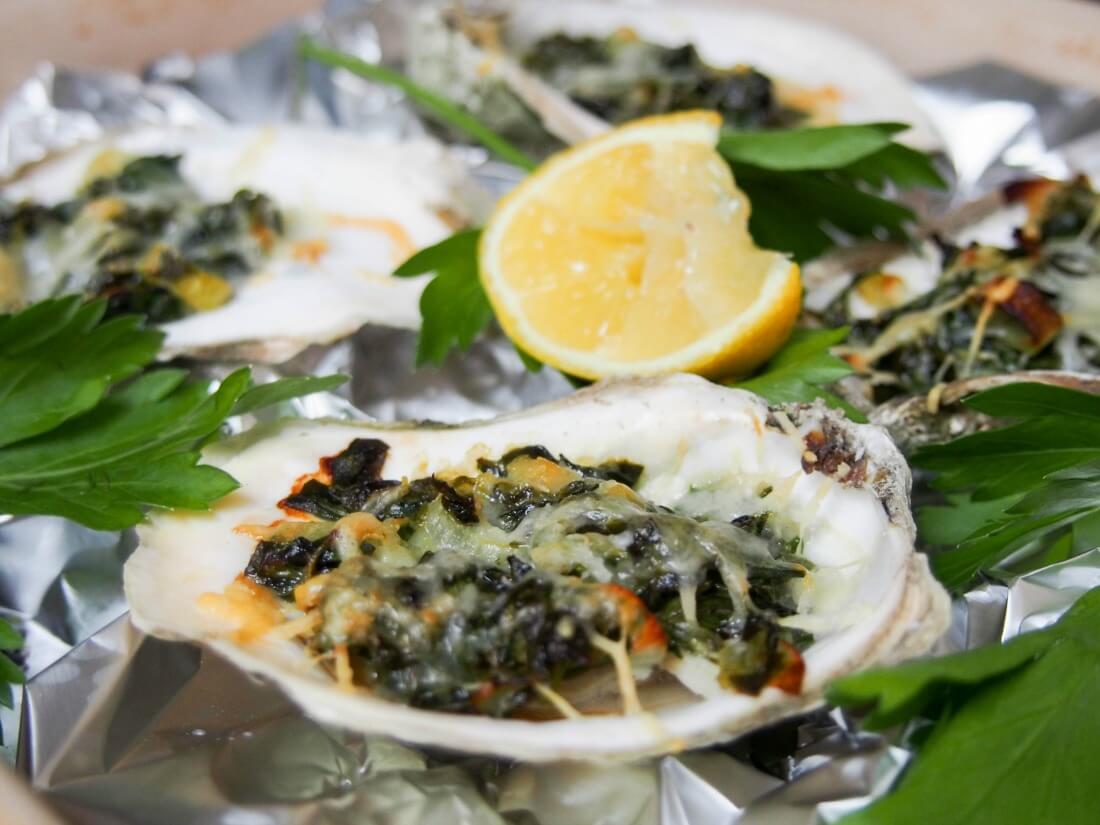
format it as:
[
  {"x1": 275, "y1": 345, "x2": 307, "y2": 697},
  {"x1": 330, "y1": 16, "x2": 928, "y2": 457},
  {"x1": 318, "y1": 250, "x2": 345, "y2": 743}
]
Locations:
[{"x1": 2, "y1": 2, "x2": 1100, "y2": 822}]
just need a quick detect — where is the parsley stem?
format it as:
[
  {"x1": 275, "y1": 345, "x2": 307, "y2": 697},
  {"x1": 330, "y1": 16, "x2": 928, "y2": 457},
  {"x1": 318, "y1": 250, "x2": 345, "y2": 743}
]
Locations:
[{"x1": 298, "y1": 38, "x2": 538, "y2": 172}]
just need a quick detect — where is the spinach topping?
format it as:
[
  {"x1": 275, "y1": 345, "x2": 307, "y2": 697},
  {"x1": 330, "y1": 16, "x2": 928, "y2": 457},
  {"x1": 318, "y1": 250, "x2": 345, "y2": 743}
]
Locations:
[
  {"x1": 522, "y1": 32, "x2": 808, "y2": 132},
  {"x1": 243, "y1": 439, "x2": 811, "y2": 717},
  {"x1": 0, "y1": 153, "x2": 284, "y2": 322},
  {"x1": 831, "y1": 177, "x2": 1100, "y2": 402}
]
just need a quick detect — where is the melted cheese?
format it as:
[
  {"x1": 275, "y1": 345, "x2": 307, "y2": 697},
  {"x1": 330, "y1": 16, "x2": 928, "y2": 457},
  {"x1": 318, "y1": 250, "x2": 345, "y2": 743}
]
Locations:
[{"x1": 198, "y1": 578, "x2": 285, "y2": 643}]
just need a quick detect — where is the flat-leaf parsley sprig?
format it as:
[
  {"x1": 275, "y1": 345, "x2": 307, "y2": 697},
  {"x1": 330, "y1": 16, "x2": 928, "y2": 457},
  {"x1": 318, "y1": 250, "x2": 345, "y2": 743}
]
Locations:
[
  {"x1": 0, "y1": 296, "x2": 346, "y2": 531},
  {"x1": 913, "y1": 382, "x2": 1100, "y2": 590},
  {"x1": 829, "y1": 586, "x2": 1100, "y2": 825}
]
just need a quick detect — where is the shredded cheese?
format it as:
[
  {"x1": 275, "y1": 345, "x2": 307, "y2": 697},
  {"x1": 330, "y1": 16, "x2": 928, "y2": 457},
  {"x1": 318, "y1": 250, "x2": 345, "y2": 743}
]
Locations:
[
  {"x1": 265, "y1": 610, "x2": 322, "y2": 641},
  {"x1": 534, "y1": 683, "x2": 584, "y2": 719},
  {"x1": 333, "y1": 644, "x2": 354, "y2": 690},
  {"x1": 926, "y1": 382, "x2": 948, "y2": 415},
  {"x1": 771, "y1": 410, "x2": 800, "y2": 439},
  {"x1": 962, "y1": 292, "x2": 999, "y2": 377},
  {"x1": 678, "y1": 583, "x2": 698, "y2": 626},
  {"x1": 590, "y1": 633, "x2": 643, "y2": 716}
]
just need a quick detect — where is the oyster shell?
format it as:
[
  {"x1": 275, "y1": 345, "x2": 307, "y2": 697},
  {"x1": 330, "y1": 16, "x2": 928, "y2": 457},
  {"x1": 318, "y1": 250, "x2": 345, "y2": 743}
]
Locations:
[
  {"x1": 870, "y1": 370, "x2": 1100, "y2": 452},
  {"x1": 125, "y1": 375, "x2": 949, "y2": 761},
  {"x1": 0, "y1": 124, "x2": 473, "y2": 362},
  {"x1": 406, "y1": 1, "x2": 941, "y2": 153}
]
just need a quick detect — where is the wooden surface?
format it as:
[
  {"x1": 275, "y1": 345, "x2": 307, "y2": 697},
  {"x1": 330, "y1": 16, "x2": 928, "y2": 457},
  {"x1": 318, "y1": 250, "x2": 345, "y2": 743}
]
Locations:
[{"x1": 3, "y1": 0, "x2": 1100, "y2": 98}]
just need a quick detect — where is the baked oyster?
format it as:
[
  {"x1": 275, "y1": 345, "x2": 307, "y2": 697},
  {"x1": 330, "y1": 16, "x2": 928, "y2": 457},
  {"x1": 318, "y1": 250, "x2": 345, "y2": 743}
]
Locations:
[
  {"x1": 810, "y1": 177, "x2": 1100, "y2": 411},
  {"x1": 125, "y1": 375, "x2": 948, "y2": 761},
  {"x1": 405, "y1": 0, "x2": 940, "y2": 156},
  {"x1": 0, "y1": 124, "x2": 471, "y2": 362}
]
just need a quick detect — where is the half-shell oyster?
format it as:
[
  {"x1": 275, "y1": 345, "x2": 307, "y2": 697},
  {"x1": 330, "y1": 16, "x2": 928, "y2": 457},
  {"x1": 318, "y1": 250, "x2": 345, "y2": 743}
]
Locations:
[{"x1": 125, "y1": 375, "x2": 948, "y2": 761}]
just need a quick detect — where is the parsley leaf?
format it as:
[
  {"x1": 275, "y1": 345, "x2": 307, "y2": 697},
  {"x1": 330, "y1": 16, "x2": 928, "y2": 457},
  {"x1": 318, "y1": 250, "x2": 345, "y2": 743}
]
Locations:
[
  {"x1": 734, "y1": 327, "x2": 866, "y2": 421},
  {"x1": 394, "y1": 229, "x2": 493, "y2": 366},
  {"x1": 0, "y1": 297, "x2": 161, "y2": 447},
  {"x1": 721, "y1": 124, "x2": 946, "y2": 263},
  {"x1": 829, "y1": 587, "x2": 1100, "y2": 825},
  {"x1": 231, "y1": 374, "x2": 349, "y2": 417},
  {"x1": 717, "y1": 123, "x2": 907, "y2": 170},
  {"x1": 0, "y1": 616, "x2": 24, "y2": 743},
  {"x1": 0, "y1": 299, "x2": 345, "y2": 530},
  {"x1": 913, "y1": 383, "x2": 1100, "y2": 589},
  {"x1": 838, "y1": 142, "x2": 950, "y2": 190}
]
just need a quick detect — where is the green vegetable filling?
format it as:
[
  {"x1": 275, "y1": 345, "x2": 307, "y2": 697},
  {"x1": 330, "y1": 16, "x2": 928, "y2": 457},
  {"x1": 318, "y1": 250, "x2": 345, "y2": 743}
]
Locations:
[
  {"x1": 242, "y1": 438, "x2": 811, "y2": 717},
  {"x1": 0, "y1": 154, "x2": 283, "y2": 322},
  {"x1": 522, "y1": 32, "x2": 809, "y2": 132},
  {"x1": 832, "y1": 177, "x2": 1100, "y2": 401}
]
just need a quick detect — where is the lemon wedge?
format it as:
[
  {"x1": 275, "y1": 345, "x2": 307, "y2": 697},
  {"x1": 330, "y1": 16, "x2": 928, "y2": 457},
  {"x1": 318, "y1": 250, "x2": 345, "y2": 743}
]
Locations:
[{"x1": 480, "y1": 111, "x2": 801, "y2": 380}]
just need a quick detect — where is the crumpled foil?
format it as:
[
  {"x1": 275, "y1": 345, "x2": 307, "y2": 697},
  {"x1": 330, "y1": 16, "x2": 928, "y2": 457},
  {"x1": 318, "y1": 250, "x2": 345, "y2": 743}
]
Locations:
[{"x1": 3, "y1": 1, "x2": 1100, "y2": 822}]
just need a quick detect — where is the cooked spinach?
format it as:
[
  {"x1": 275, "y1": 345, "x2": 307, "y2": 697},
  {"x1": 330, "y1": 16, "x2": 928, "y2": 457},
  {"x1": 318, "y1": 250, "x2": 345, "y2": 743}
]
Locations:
[
  {"x1": 834, "y1": 177, "x2": 1100, "y2": 402},
  {"x1": 244, "y1": 440, "x2": 812, "y2": 716},
  {"x1": 522, "y1": 33, "x2": 807, "y2": 131},
  {"x1": 0, "y1": 153, "x2": 284, "y2": 322}
]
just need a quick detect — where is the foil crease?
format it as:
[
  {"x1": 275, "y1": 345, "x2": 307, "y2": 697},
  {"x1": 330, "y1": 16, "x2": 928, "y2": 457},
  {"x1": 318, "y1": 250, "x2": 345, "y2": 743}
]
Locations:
[{"x1": 2, "y1": 1, "x2": 1100, "y2": 822}]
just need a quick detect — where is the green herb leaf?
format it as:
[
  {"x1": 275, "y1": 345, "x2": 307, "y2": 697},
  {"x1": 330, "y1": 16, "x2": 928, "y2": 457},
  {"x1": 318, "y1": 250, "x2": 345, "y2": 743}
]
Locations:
[
  {"x1": 960, "y1": 382, "x2": 1100, "y2": 419},
  {"x1": 394, "y1": 230, "x2": 494, "y2": 366},
  {"x1": 0, "y1": 650, "x2": 23, "y2": 702},
  {"x1": 231, "y1": 374, "x2": 349, "y2": 417},
  {"x1": 717, "y1": 123, "x2": 905, "y2": 171},
  {"x1": 514, "y1": 344, "x2": 544, "y2": 372},
  {"x1": 734, "y1": 327, "x2": 866, "y2": 421},
  {"x1": 394, "y1": 229, "x2": 482, "y2": 278},
  {"x1": 0, "y1": 299, "x2": 343, "y2": 530},
  {"x1": 916, "y1": 491, "x2": 1023, "y2": 547},
  {"x1": 0, "y1": 617, "x2": 24, "y2": 739},
  {"x1": 721, "y1": 125, "x2": 944, "y2": 262},
  {"x1": 415, "y1": 262, "x2": 494, "y2": 367},
  {"x1": 0, "y1": 298, "x2": 161, "y2": 448},
  {"x1": 828, "y1": 628, "x2": 1050, "y2": 730},
  {"x1": 837, "y1": 142, "x2": 948, "y2": 190},
  {"x1": 914, "y1": 382, "x2": 1100, "y2": 589},
  {"x1": 832, "y1": 587, "x2": 1100, "y2": 825},
  {"x1": 732, "y1": 163, "x2": 917, "y2": 262},
  {"x1": 0, "y1": 617, "x2": 22, "y2": 650},
  {"x1": 299, "y1": 39, "x2": 537, "y2": 171}
]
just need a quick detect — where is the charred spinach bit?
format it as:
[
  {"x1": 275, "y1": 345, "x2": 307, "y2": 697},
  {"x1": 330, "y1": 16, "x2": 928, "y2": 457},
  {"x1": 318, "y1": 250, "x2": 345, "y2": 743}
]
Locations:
[
  {"x1": 85, "y1": 155, "x2": 185, "y2": 196},
  {"x1": 246, "y1": 534, "x2": 341, "y2": 597},
  {"x1": 718, "y1": 614, "x2": 804, "y2": 694},
  {"x1": 280, "y1": 438, "x2": 393, "y2": 519},
  {"x1": 181, "y1": 190, "x2": 283, "y2": 277}
]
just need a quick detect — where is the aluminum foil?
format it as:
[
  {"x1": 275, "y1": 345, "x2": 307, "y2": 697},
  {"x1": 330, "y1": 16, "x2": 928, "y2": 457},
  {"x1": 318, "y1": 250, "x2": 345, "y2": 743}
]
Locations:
[{"x1": 3, "y1": 1, "x2": 1100, "y2": 822}]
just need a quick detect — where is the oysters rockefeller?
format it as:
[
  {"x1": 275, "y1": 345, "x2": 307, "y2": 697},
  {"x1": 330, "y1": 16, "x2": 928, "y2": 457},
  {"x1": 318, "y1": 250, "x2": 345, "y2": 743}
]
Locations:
[
  {"x1": 0, "y1": 124, "x2": 470, "y2": 362},
  {"x1": 125, "y1": 376, "x2": 948, "y2": 761}
]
